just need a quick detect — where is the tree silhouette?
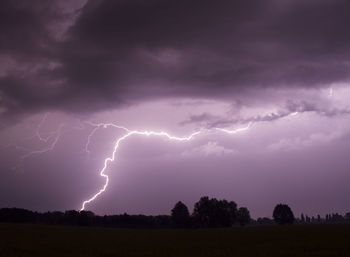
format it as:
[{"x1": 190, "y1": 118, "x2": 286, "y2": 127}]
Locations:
[
  {"x1": 171, "y1": 201, "x2": 190, "y2": 228},
  {"x1": 237, "y1": 207, "x2": 250, "y2": 227},
  {"x1": 192, "y1": 196, "x2": 237, "y2": 228},
  {"x1": 64, "y1": 210, "x2": 79, "y2": 225},
  {"x1": 273, "y1": 204, "x2": 295, "y2": 225},
  {"x1": 77, "y1": 211, "x2": 95, "y2": 226}
]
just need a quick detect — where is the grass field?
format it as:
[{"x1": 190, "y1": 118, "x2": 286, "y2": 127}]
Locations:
[{"x1": 1, "y1": 223, "x2": 350, "y2": 257}]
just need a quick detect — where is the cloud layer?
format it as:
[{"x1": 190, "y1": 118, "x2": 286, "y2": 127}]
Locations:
[{"x1": 1, "y1": 0, "x2": 350, "y2": 121}]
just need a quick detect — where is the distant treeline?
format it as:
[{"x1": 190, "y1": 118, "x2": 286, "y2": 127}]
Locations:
[
  {"x1": 0, "y1": 208, "x2": 171, "y2": 228},
  {"x1": 1, "y1": 197, "x2": 350, "y2": 229}
]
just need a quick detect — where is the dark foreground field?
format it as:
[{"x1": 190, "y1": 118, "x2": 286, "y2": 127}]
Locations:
[{"x1": 1, "y1": 223, "x2": 350, "y2": 257}]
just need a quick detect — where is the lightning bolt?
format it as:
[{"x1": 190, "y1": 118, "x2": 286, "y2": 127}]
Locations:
[
  {"x1": 215, "y1": 122, "x2": 252, "y2": 134},
  {"x1": 2, "y1": 109, "x2": 304, "y2": 209},
  {"x1": 83, "y1": 121, "x2": 130, "y2": 156},
  {"x1": 35, "y1": 113, "x2": 51, "y2": 143},
  {"x1": 80, "y1": 128, "x2": 202, "y2": 210},
  {"x1": 80, "y1": 108, "x2": 309, "y2": 211},
  {"x1": 20, "y1": 125, "x2": 64, "y2": 158},
  {"x1": 13, "y1": 114, "x2": 65, "y2": 170},
  {"x1": 80, "y1": 122, "x2": 252, "y2": 211}
]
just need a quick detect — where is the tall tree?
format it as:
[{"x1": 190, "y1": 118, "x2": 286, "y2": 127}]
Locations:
[
  {"x1": 317, "y1": 214, "x2": 321, "y2": 223},
  {"x1": 272, "y1": 204, "x2": 295, "y2": 225},
  {"x1": 237, "y1": 207, "x2": 251, "y2": 227},
  {"x1": 171, "y1": 201, "x2": 190, "y2": 228}
]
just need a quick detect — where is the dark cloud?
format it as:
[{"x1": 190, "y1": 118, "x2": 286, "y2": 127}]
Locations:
[
  {"x1": 0, "y1": 0, "x2": 58, "y2": 58},
  {"x1": 180, "y1": 99, "x2": 350, "y2": 129},
  {"x1": 0, "y1": 0, "x2": 64, "y2": 123},
  {"x1": 179, "y1": 113, "x2": 219, "y2": 127},
  {"x1": 1, "y1": 0, "x2": 350, "y2": 119}
]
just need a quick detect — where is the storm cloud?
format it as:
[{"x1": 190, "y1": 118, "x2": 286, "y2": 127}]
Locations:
[{"x1": 1, "y1": 0, "x2": 350, "y2": 118}]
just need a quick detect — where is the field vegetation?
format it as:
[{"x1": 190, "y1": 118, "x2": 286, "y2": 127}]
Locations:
[{"x1": 1, "y1": 223, "x2": 350, "y2": 257}]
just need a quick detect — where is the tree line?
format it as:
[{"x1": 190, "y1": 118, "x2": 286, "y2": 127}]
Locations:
[{"x1": 0, "y1": 197, "x2": 349, "y2": 228}]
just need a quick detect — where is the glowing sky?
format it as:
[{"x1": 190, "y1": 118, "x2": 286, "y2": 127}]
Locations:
[{"x1": 1, "y1": 0, "x2": 350, "y2": 218}]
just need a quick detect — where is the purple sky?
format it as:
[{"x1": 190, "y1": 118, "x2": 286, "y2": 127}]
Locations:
[{"x1": 1, "y1": 0, "x2": 350, "y2": 218}]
